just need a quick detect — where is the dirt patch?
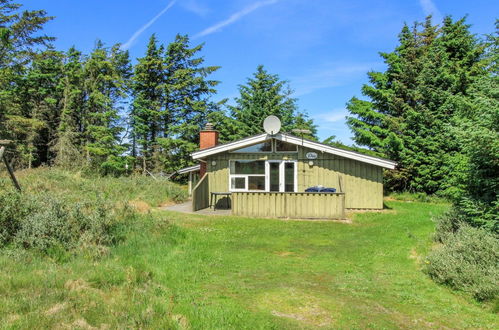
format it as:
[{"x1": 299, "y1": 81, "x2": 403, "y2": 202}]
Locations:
[
  {"x1": 258, "y1": 288, "x2": 335, "y2": 327},
  {"x1": 45, "y1": 303, "x2": 67, "y2": 316},
  {"x1": 281, "y1": 218, "x2": 352, "y2": 224},
  {"x1": 409, "y1": 248, "x2": 420, "y2": 261},
  {"x1": 64, "y1": 279, "x2": 91, "y2": 292},
  {"x1": 159, "y1": 200, "x2": 175, "y2": 208},
  {"x1": 275, "y1": 251, "x2": 295, "y2": 257},
  {"x1": 128, "y1": 200, "x2": 151, "y2": 213},
  {"x1": 6, "y1": 314, "x2": 20, "y2": 324},
  {"x1": 71, "y1": 318, "x2": 97, "y2": 329},
  {"x1": 171, "y1": 314, "x2": 190, "y2": 329}
]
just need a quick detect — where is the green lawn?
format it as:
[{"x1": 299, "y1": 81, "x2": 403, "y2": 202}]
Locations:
[{"x1": 1, "y1": 200, "x2": 497, "y2": 329}]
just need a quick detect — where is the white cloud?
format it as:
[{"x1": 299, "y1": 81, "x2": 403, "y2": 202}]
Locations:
[
  {"x1": 121, "y1": 1, "x2": 177, "y2": 50},
  {"x1": 193, "y1": 0, "x2": 279, "y2": 39},
  {"x1": 418, "y1": 0, "x2": 442, "y2": 22},
  {"x1": 314, "y1": 109, "x2": 349, "y2": 123},
  {"x1": 180, "y1": 0, "x2": 211, "y2": 17},
  {"x1": 291, "y1": 62, "x2": 381, "y2": 96}
]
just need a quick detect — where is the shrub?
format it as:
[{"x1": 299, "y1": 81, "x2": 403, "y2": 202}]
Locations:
[
  {"x1": 424, "y1": 225, "x2": 499, "y2": 301},
  {"x1": 0, "y1": 190, "x2": 132, "y2": 254}
]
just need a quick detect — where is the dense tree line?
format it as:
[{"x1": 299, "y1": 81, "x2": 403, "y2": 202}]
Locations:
[
  {"x1": 0, "y1": 0, "x2": 496, "y2": 232},
  {"x1": 0, "y1": 1, "x2": 317, "y2": 175},
  {"x1": 347, "y1": 16, "x2": 498, "y2": 232}
]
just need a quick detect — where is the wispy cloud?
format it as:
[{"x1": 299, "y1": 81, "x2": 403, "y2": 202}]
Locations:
[
  {"x1": 193, "y1": 0, "x2": 279, "y2": 39},
  {"x1": 314, "y1": 109, "x2": 349, "y2": 123},
  {"x1": 121, "y1": 1, "x2": 177, "y2": 50},
  {"x1": 418, "y1": 0, "x2": 442, "y2": 22},
  {"x1": 291, "y1": 62, "x2": 381, "y2": 96},
  {"x1": 180, "y1": 0, "x2": 211, "y2": 17}
]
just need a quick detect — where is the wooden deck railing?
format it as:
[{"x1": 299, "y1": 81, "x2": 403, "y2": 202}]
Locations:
[
  {"x1": 232, "y1": 192, "x2": 345, "y2": 219},
  {"x1": 192, "y1": 173, "x2": 209, "y2": 211}
]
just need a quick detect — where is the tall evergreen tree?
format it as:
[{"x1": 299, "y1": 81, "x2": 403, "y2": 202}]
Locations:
[
  {"x1": 231, "y1": 65, "x2": 297, "y2": 138},
  {"x1": 130, "y1": 34, "x2": 165, "y2": 172},
  {"x1": 0, "y1": 0, "x2": 54, "y2": 166},
  {"x1": 155, "y1": 34, "x2": 220, "y2": 172},
  {"x1": 82, "y1": 41, "x2": 131, "y2": 174},
  {"x1": 213, "y1": 65, "x2": 317, "y2": 141},
  {"x1": 451, "y1": 22, "x2": 499, "y2": 232},
  {"x1": 346, "y1": 16, "x2": 485, "y2": 195},
  {"x1": 53, "y1": 46, "x2": 86, "y2": 168},
  {"x1": 19, "y1": 48, "x2": 64, "y2": 166}
]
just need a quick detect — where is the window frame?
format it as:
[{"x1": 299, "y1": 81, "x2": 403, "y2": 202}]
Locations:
[
  {"x1": 229, "y1": 160, "x2": 267, "y2": 192},
  {"x1": 228, "y1": 159, "x2": 297, "y2": 193}
]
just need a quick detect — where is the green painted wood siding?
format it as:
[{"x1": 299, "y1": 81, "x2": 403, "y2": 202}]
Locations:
[
  {"x1": 205, "y1": 142, "x2": 384, "y2": 209},
  {"x1": 192, "y1": 174, "x2": 209, "y2": 211},
  {"x1": 232, "y1": 192, "x2": 345, "y2": 219}
]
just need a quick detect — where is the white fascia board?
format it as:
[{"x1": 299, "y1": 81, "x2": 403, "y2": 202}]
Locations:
[
  {"x1": 191, "y1": 132, "x2": 397, "y2": 169},
  {"x1": 278, "y1": 134, "x2": 397, "y2": 169},
  {"x1": 191, "y1": 134, "x2": 270, "y2": 160},
  {"x1": 176, "y1": 164, "x2": 200, "y2": 174}
]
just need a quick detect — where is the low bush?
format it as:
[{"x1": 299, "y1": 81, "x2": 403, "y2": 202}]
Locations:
[
  {"x1": 424, "y1": 224, "x2": 499, "y2": 301},
  {"x1": 0, "y1": 189, "x2": 133, "y2": 255},
  {"x1": 388, "y1": 191, "x2": 448, "y2": 204}
]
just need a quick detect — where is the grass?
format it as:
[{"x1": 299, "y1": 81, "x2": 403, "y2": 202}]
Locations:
[
  {"x1": 2, "y1": 167, "x2": 188, "y2": 208},
  {"x1": 0, "y1": 170, "x2": 496, "y2": 328}
]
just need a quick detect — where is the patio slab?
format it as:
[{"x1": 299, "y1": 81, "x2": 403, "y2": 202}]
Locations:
[{"x1": 163, "y1": 200, "x2": 232, "y2": 216}]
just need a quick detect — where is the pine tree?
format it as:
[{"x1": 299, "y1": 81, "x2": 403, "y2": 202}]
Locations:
[
  {"x1": 130, "y1": 34, "x2": 165, "y2": 172},
  {"x1": 230, "y1": 65, "x2": 296, "y2": 138},
  {"x1": 155, "y1": 34, "x2": 220, "y2": 172},
  {"x1": 54, "y1": 46, "x2": 86, "y2": 168},
  {"x1": 216, "y1": 65, "x2": 317, "y2": 141},
  {"x1": 83, "y1": 41, "x2": 131, "y2": 174},
  {"x1": 452, "y1": 22, "x2": 499, "y2": 232},
  {"x1": 346, "y1": 16, "x2": 485, "y2": 195},
  {"x1": 0, "y1": 0, "x2": 54, "y2": 167}
]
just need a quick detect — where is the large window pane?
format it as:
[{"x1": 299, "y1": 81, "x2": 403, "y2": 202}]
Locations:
[
  {"x1": 248, "y1": 176, "x2": 265, "y2": 190},
  {"x1": 284, "y1": 162, "x2": 295, "y2": 192},
  {"x1": 231, "y1": 177, "x2": 245, "y2": 190},
  {"x1": 230, "y1": 160, "x2": 265, "y2": 174},
  {"x1": 232, "y1": 141, "x2": 272, "y2": 153},
  {"x1": 275, "y1": 140, "x2": 297, "y2": 152},
  {"x1": 269, "y1": 162, "x2": 280, "y2": 192}
]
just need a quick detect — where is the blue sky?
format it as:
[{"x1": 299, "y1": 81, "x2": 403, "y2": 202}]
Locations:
[{"x1": 24, "y1": 0, "x2": 497, "y2": 144}]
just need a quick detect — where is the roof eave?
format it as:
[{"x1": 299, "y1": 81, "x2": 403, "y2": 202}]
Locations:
[{"x1": 190, "y1": 132, "x2": 397, "y2": 169}]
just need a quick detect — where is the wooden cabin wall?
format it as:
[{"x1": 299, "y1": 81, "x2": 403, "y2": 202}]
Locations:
[{"x1": 206, "y1": 145, "x2": 384, "y2": 209}]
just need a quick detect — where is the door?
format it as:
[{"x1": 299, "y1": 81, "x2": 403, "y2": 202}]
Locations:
[{"x1": 266, "y1": 161, "x2": 296, "y2": 192}]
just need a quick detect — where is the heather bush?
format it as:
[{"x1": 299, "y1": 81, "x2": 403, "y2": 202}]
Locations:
[
  {"x1": 425, "y1": 224, "x2": 499, "y2": 301},
  {"x1": 0, "y1": 190, "x2": 133, "y2": 254}
]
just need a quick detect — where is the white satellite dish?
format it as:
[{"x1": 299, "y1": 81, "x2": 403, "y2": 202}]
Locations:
[{"x1": 263, "y1": 115, "x2": 281, "y2": 135}]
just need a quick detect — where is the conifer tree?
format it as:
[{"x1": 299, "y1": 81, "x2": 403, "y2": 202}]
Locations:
[
  {"x1": 0, "y1": 0, "x2": 54, "y2": 166},
  {"x1": 130, "y1": 34, "x2": 165, "y2": 172},
  {"x1": 155, "y1": 34, "x2": 220, "y2": 172},
  {"x1": 216, "y1": 65, "x2": 317, "y2": 140},
  {"x1": 54, "y1": 46, "x2": 86, "y2": 167},
  {"x1": 346, "y1": 16, "x2": 485, "y2": 194},
  {"x1": 83, "y1": 41, "x2": 131, "y2": 174}
]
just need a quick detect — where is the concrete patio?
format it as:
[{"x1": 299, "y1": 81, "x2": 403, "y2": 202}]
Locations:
[{"x1": 163, "y1": 200, "x2": 232, "y2": 216}]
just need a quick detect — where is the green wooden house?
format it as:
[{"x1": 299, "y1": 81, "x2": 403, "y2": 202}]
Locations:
[{"x1": 182, "y1": 122, "x2": 396, "y2": 219}]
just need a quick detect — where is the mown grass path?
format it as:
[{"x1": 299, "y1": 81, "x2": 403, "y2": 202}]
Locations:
[{"x1": 1, "y1": 201, "x2": 497, "y2": 328}]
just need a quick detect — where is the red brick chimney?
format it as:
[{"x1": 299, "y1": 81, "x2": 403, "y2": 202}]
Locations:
[{"x1": 199, "y1": 122, "x2": 218, "y2": 177}]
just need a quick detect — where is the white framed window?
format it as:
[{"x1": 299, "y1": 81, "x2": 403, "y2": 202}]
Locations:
[
  {"x1": 229, "y1": 159, "x2": 297, "y2": 192},
  {"x1": 229, "y1": 160, "x2": 266, "y2": 191}
]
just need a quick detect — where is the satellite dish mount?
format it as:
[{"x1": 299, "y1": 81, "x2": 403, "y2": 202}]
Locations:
[{"x1": 263, "y1": 115, "x2": 281, "y2": 135}]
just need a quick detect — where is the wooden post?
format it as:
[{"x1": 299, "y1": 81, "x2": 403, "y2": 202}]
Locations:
[
  {"x1": 0, "y1": 146, "x2": 22, "y2": 192},
  {"x1": 188, "y1": 172, "x2": 193, "y2": 196}
]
